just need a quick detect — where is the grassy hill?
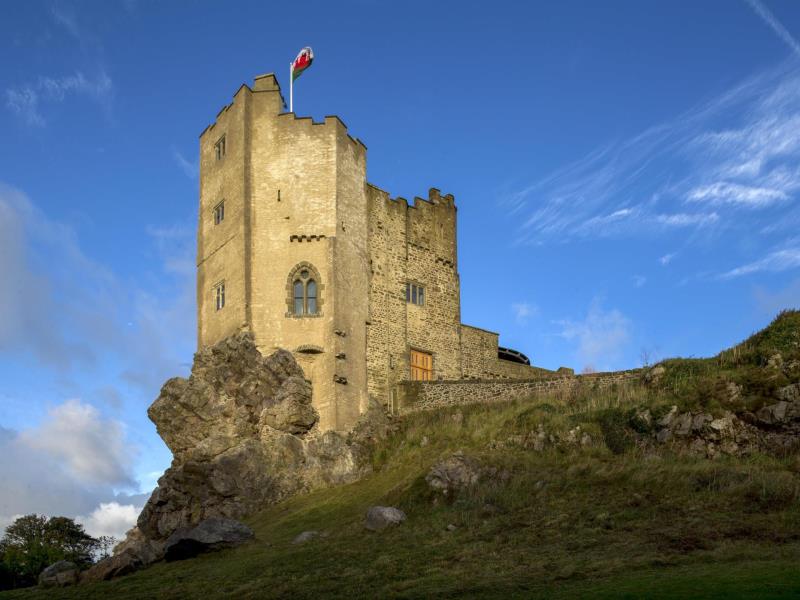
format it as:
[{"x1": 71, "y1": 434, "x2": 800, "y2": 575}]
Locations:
[{"x1": 4, "y1": 311, "x2": 800, "y2": 599}]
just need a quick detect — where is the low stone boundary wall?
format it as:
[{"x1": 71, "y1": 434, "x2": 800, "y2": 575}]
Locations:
[{"x1": 398, "y1": 369, "x2": 642, "y2": 413}]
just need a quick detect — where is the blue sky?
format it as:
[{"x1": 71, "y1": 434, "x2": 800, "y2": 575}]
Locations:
[{"x1": 1, "y1": 0, "x2": 800, "y2": 538}]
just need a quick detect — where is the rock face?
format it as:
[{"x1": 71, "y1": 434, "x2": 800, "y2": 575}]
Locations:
[
  {"x1": 364, "y1": 506, "x2": 407, "y2": 531},
  {"x1": 164, "y1": 518, "x2": 254, "y2": 561},
  {"x1": 96, "y1": 333, "x2": 384, "y2": 580},
  {"x1": 39, "y1": 561, "x2": 79, "y2": 587},
  {"x1": 137, "y1": 333, "x2": 367, "y2": 542}
]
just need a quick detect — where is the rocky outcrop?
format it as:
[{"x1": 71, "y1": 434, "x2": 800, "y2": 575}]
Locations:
[
  {"x1": 425, "y1": 453, "x2": 482, "y2": 497},
  {"x1": 93, "y1": 333, "x2": 384, "y2": 580},
  {"x1": 137, "y1": 333, "x2": 370, "y2": 542},
  {"x1": 38, "y1": 561, "x2": 79, "y2": 587},
  {"x1": 653, "y1": 395, "x2": 800, "y2": 457}
]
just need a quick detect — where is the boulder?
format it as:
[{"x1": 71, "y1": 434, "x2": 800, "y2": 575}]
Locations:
[
  {"x1": 364, "y1": 506, "x2": 406, "y2": 531},
  {"x1": 292, "y1": 530, "x2": 320, "y2": 544},
  {"x1": 81, "y1": 550, "x2": 144, "y2": 583},
  {"x1": 164, "y1": 518, "x2": 254, "y2": 561},
  {"x1": 38, "y1": 560, "x2": 79, "y2": 587},
  {"x1": 425, "y1": 453, "x2": 481, "y2": 497},
  {"x1": 757, "y1": 401, "x2": 789, "y2": 426}
]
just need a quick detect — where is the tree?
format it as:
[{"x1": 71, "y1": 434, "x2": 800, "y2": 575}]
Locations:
[{"x1": 0, "y1": 514, "x2": 99, "y2": 590}]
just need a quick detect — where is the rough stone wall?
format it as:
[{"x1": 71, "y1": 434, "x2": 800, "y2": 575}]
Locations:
[
  {"x1": 398, "y1": 370, "x2": 643, "y2": 413},
  {"x1": 199, "y1": 74, "x2": 368, "y2": 432},
  {"x1": 197, "y1": 86, "x2": 250, "y2": 347},
  {"x1": 365, "y1": 187, "x2": 461, "y2": 407}
]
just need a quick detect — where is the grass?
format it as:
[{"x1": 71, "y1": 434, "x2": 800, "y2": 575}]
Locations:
[
  {"x1": 4, "y1": 390, "x2": 799, "y2": 599},
  {"x1": 4, "y1": 310, "x2": 799, "y2": 599}
]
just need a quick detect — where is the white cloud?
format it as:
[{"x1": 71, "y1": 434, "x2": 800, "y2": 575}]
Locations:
[
  {"x1": 720, "y1": 247, "x2": 800, "y2": 279},
  {"x1": 659, "y1": 252, "x2": 676, "y2": 265},
  {"x1": 655, "y1": 212, "x2": 720, "y2": 227},
  {"x1": 20, "y1": 400, "x2": 135, "y2": 486},
  {"x1": 512, "y1": 302, "x2": 538, "y2": 325},
  {"x1": 556, "y1": 300, "x2": 632, "y2": 371},
  {"x1": 77, "y1": 502, "x2": 141, "y2": 540},
  {"x1": 172, "y1": 148, "x2": 199, "y2": 179},
  {"x1": 686, "y1": 181, "x2": 789, "y2": 207},
  {"x1": 744, "y1": 0, "x2": 800, "y2": 57},
  {"x1": 506, "y1": 62, "x2": 800, "y2": 248},
  {"x1": 0, "y1": 183, "x2": 194, "y2": 385},
  {"x1": 0, "y1": 419, "x2": 147, "y2": 537},
  {"x1": 633, "y1": 275, "x2": 647, "y2": 288},
  {"x1": 4, "y1": 87, "x2": 43, "y2": 126},
  {"x1": 5, "y1": 71, "x2": 113, "y2": 126}
]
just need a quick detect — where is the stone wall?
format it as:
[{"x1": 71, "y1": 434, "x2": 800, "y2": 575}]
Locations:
[
  {"x1": 460, "y1": 325, "x2": 552, "y2": 380},
  {"x1": 397, "y1": 369, "x2": 643, "y2": 413},
  {"x1": 365, "y1": 186, "x2": 462, "y2": 406}
]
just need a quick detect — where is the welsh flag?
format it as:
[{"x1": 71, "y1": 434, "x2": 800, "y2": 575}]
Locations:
[{"x1": 291, "y1": 47, "x2": 314, "y2": 81}]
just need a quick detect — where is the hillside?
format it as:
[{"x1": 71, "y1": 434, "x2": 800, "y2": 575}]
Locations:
[{"x1": 4, "y1": 311, "x2": 800, "y2": 599}]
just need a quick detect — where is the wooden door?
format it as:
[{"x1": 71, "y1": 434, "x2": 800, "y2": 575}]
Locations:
[{"x1": 410, "y1": 350, "x2": 433, "y2": 381}]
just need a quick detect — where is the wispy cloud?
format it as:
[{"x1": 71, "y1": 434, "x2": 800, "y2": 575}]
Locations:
[
  {"x1": 506, "y1": 62, "x2": 800, "y2": 248},
  {"x1": 512, "y1": 302, "x2": 538, "y2": 325},
  {"x1": 744, "y1": 0, "x2": 800, "y2": 57},
  {"x1": 720, "y1": 246, "x2": 800, "y2": 279},
  {"x1": 172, "y1": 148, "x2": 199, "y2": 179},
  {"x1": 655, "y1": 212, "x2": 720, "y2": 227},
  {"x1": 633, "y1": 275, "x2": 647, "y2": 288},
  {"x1": 556, "y1": 299, "x2": 632, "y2": 371},
  {"x1": 5, "y1": 71, "x2": 114, "y2": 127},
  {"x1": 659, "y1": 252, "x2": 676, "y2": 266},
  {"x1": 687, "y1": 181, "x2": 789, "y2": 207}
]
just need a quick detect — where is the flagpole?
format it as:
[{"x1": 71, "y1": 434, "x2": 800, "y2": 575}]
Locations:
[{"x1": 289, "y1": 62, "x2": 293, "y2": 113}]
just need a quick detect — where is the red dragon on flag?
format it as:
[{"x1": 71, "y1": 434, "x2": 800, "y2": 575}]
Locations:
[{"x1": 291, "y1": 47, "x2": 314, "y2": 81}]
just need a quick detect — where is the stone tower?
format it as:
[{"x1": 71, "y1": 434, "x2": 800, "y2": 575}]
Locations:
[
  {"x1": 197, "y1": 74, "x2": 550, "y2": 433},
  {"x1": 197, "y1": 74, "x2": 369, "y2": 431}
]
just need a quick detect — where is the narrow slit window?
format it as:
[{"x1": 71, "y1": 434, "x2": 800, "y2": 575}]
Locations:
[
  {"x1": 213, "y1": 201, "x2": 225, "y2": 225},
  {"x1": 214, "y1": 281, "x2": 225, "y2": 311},
  {"x1": 215, "y1": 136, "x2": 226, "y2": 160}
]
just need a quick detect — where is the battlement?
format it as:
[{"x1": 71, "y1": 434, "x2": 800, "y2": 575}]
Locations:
[
  {"x1": 367, "y1": 184, "x2": 456, "y2": 212},
  {"x1": 200, "y1": 75, "x2": 366, "y2": 156}
]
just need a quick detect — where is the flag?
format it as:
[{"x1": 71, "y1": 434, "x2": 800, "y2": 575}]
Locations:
[{"x1": 291, "y1": 47, "x2": 314, "y2": 81}]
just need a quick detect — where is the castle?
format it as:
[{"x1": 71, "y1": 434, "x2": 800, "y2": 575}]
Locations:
[{"x1": 197, "y1": 74, "x2": 551, "y2": 431}]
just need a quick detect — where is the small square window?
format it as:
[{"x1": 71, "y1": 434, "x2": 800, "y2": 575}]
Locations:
[
  {"x1": 214, "y1": 136, "x2": 226, "y2": 160},
  {"x1": 213, "y1": 201, "x2": 225, "y2": 225},
  {"x1": 405, "y1": 283, "x2": 425, "y2": 306},
  {"x1": 214, "y1": 281, "x2": 225, "y2": 311}
]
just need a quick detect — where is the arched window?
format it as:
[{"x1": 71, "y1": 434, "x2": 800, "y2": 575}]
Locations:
[{"x1": 287, "y1": 264, "x2": 323, "y2": 317}]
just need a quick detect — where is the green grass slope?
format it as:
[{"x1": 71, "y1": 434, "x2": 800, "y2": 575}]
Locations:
[{"x1": 4, "y1": 312, "x2": 800, "y2": 599}]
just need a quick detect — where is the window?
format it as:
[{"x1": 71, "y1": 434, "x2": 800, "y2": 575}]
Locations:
[
  {"x1": 213, "y1": 201, "x2": 225, "y2": 225},
  {"x1": 214, "y1": 136, "x2": 226, "y2": 160},
  {"x1": 291, "y1": 268, "x2": 319, "y2": 316},
  {"x1": 410, "y1": 350, "x2": 433, "y2": 381},
  {"x1": 214, "y1": 281, "x2": 225, "y2": 311},
  {"x1": 406, "y1": 282, "x2": 425, "y2": 306}
]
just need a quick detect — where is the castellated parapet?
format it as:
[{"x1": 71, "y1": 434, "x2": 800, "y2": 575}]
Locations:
[{"x1": 197, "y1": 73, "x2": 551, "y2": 432}]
